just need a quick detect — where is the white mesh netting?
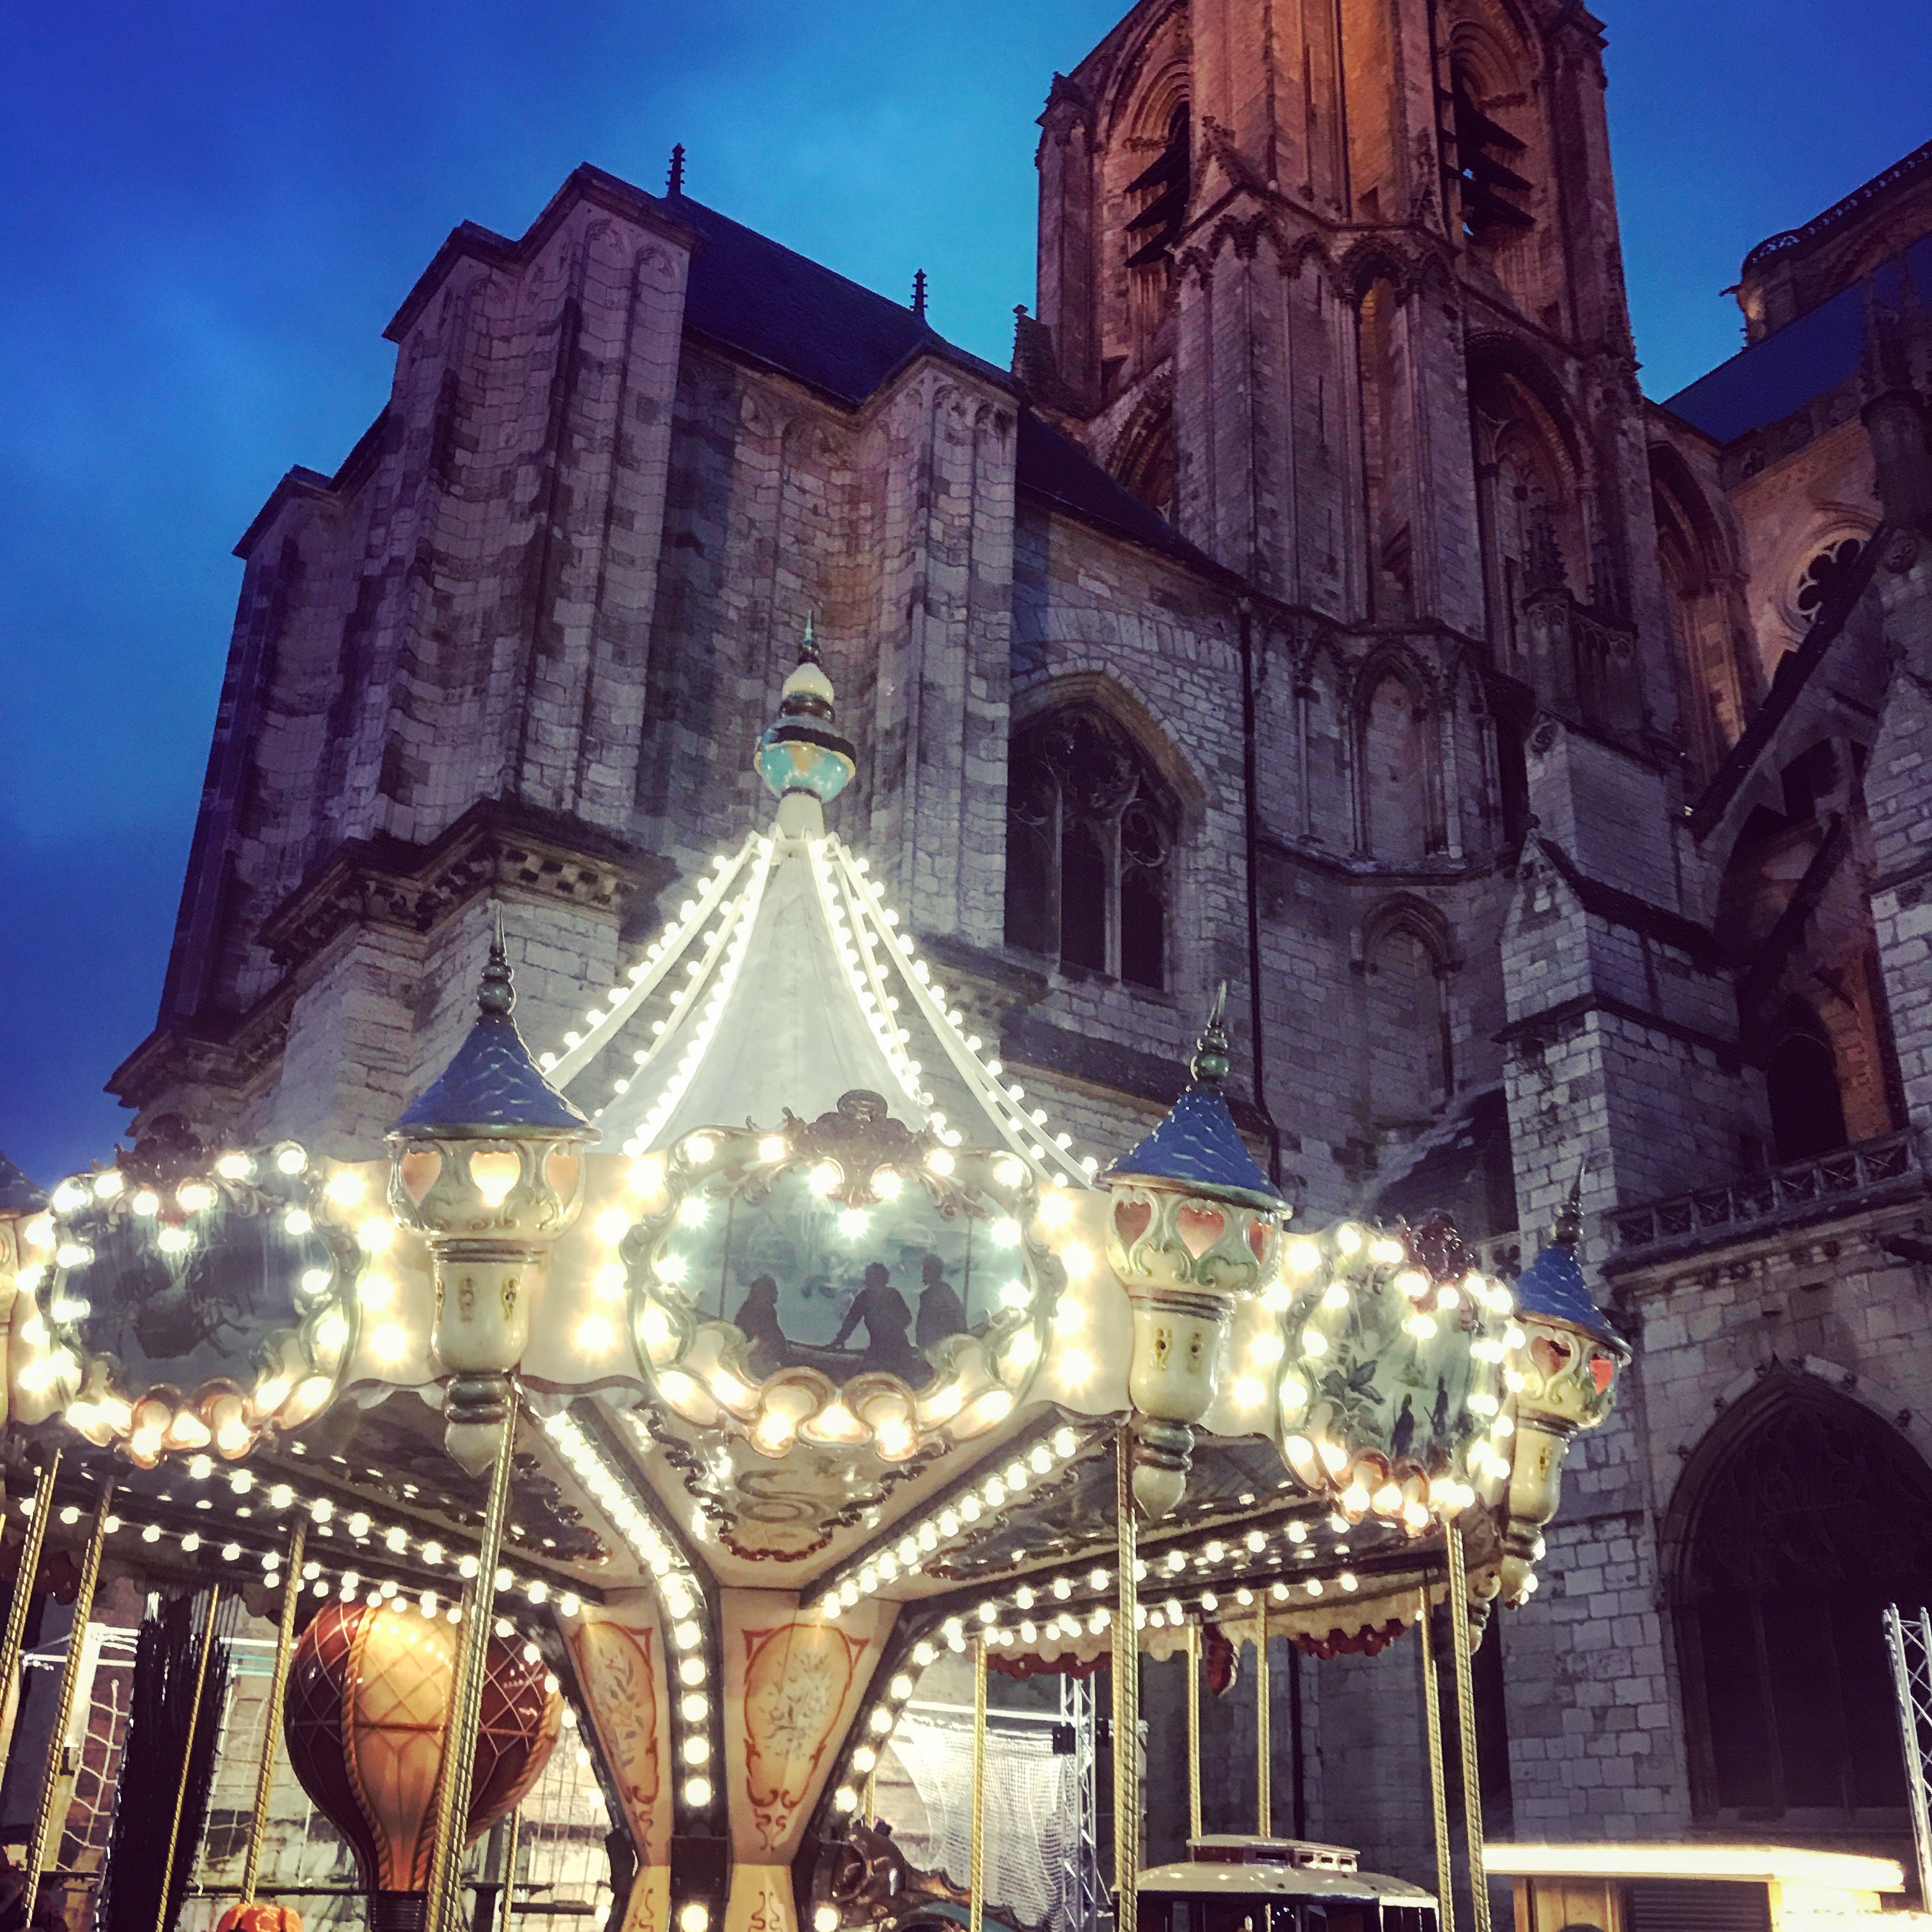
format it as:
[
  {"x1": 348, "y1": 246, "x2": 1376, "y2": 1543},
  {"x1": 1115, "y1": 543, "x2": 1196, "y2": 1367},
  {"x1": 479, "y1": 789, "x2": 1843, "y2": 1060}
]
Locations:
[{"x1": 885, "y1": 1709, "x2": 1082, "y2": 1932}]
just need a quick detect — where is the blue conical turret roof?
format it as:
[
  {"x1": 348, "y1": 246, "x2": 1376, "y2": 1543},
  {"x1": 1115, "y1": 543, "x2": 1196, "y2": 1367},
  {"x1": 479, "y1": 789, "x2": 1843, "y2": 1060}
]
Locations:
[
  {"x1": 393, "y1": 937, "x2": 594, "y2": 1138},
  {"x1": 1105, "y1": 993, "x2": 1284, "y2": 1209},
  {"x1": 1514, "y1": 1183, "x2": 1623, "y2": 1349}
]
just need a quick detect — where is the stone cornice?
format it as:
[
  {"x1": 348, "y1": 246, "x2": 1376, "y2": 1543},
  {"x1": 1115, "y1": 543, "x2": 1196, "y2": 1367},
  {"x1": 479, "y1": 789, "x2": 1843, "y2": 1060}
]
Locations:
[
  {"x1": 111, "y1": 799, "x2": 673, "y2": 1113},
  {"x1": 257, "y1": 797, "x2": 669, "y2": 972}
]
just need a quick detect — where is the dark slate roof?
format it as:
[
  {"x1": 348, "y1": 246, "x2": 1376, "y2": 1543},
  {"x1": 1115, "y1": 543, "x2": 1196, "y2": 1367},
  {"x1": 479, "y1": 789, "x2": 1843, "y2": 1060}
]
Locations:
[
  {"x1": 666, "y1": 190, "x2": 1010, "y2": 408},
  {"x1": 1107, "y1": 1086, "x2": 1284, "y2": 1207},
  {"x1": 1515, "y1": 1240, "x2": 1620, "y2": 1347},
  {"x1": 0, "y1": 1150, "x2": 46, "y2": 1213},
  {"x1": 1663, "y1": 236, "x2": 1932, "y2": 445},
  {"x1": 663, "y1": 195, "x2": 1216, "y2": 568},
  {"x1": 394, "y1": 949, "x2": 592, "y2": 1137},
  {"x1": 1016, "y1": 411, "x2": 1226, "y2": 570}
]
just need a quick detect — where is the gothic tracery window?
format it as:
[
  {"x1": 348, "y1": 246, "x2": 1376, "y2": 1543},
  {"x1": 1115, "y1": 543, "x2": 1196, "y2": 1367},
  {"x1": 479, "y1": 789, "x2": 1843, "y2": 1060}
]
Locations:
[
  {"x1": 1673, "y1": 1386, "x2": 1932, "y2": 1822},
  {"x1": 1004, "y1": 710, "x2": 1176, "y2": 990},
  {"x1": 1795, "y1": 537, "x2": 1866, "y2": 627}
]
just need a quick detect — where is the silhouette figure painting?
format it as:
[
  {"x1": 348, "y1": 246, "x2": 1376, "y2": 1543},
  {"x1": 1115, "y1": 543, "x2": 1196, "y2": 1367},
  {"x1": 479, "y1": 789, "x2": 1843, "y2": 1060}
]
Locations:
[
  {"x1": 915, "y1": 1253, "x2": 967, "y2": 1351},
  {"x1": 1392, "y1": 1392, "x2": 1415, "y2": 1461},
  {"x1": 736, "y1": 1273, "x2": 786, "y2": 1377},
  {"x1": 832, "y1": 1262, "x2": 919, "y2": 1378}
]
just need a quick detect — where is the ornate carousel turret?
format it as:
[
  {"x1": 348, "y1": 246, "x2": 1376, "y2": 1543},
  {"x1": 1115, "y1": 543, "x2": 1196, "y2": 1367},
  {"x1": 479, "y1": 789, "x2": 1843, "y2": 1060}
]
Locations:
[{"x1": 0, "y1": 623, "x2": 1628, "y2": 1932}]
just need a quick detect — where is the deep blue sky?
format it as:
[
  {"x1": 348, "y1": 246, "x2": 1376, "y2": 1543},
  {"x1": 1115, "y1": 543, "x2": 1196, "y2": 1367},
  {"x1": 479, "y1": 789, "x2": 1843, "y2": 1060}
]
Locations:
[{"x1": 3, "y1": 0, "x2": 1928, "y2": 1184}]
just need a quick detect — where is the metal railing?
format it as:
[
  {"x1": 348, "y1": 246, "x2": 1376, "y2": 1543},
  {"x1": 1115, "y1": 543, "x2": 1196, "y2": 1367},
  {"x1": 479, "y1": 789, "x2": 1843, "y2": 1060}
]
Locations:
[{"x1": 1609, "y1": 1130, "x2": 1920, "y2": 1256}]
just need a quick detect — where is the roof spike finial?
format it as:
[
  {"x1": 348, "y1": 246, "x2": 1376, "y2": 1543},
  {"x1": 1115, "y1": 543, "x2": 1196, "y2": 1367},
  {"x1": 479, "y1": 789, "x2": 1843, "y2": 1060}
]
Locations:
[
  {"x1": 1188, "y1": 982, "x2": 1231, "y2": 1089},
  {"x1": 1552, "y1": 1170, "x2": 1584, "y2": 1250},
  {"x1": 667, "y1": 144, "x2": 686, "y2": 196},
  {"x1": 799, "y1": 608, "x2": 822, "y2": 666},
  {"x1": 479, "y1": 913, "x2": 514, "y2": 1019},
  {"x1": 912, "y1": 269, "x2": 928, "y2": 321}
]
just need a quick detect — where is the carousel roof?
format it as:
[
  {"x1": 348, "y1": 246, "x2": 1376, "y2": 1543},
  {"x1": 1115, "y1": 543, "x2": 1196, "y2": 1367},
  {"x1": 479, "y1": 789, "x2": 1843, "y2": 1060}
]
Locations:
[{"x1": 533, "y1": 627, "x2": 1100, "y2": 1186}]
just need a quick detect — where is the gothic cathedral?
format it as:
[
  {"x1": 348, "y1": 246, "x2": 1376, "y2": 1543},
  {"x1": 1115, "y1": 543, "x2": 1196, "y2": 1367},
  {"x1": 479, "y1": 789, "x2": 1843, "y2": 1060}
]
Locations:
[{"x1": 108, "y1": 0, "x2": 1932, "y2": 1879}]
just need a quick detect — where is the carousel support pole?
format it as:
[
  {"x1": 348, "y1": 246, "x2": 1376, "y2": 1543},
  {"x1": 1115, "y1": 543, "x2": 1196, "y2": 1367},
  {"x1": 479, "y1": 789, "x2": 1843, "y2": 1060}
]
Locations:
[
  {"x1": 238, "y1": 1520, "x2": 309, "y2": 1904},
  {"x1": 1185, "y1": 1621, "x2": 1202, "y2": 1844},
  {"x1": 427, "y1": 1400, "x2": 522, "y2": 1932},
  {"x1": 0, "y1": 1448, "x2": 63, "y2": 1786},
  {"x1": 1254, "y1": 1602, "x2": 1270, "y2": 1837},
  {"x1": 19, "y1": 1471, "x2": 108, "y2": 1929},
  {"x1": 1113, "y1": 1429, "x2": 1139, "y2": 1928},
  {"x1": 969, "y1": 1633, "x2": 988, "y2": 1932},
  {"x1": 153, "y1": 1581, "x2": 224, "y2": 1932},
  {"x1": 1445, "y1": 1529, "x2": 1490, "y2": 1932},
  {"x1": 1417, "y1": 1587, "x2": 1455, "y2": 1932},
  {"x1": 498, "y1": 1809, "x2": 522, "y2": 1932}
]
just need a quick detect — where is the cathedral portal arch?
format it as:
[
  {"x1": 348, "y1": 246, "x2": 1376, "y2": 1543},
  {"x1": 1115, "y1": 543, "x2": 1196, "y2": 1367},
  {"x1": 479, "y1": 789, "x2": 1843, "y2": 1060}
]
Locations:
[{"x1": 1663, "y1": 1370, "x2": 1932, "y2": 1825}]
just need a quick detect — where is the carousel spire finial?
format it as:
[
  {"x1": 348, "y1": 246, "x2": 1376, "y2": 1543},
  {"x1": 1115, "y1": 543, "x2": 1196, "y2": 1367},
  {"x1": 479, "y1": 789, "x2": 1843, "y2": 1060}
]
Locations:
[
  {"x1": 1188, "y1": 983, "x2": 1231, "y2": 1089},
  {"x1": 478, "y1": 914, "x2": 514, "y2": 1018},
  {"x1": 1553, "y1": 1170, "x2": 1583, "y2": 1250},
  {"x1": 755, "y1": 613, "x2": 857, "y2": 831}
]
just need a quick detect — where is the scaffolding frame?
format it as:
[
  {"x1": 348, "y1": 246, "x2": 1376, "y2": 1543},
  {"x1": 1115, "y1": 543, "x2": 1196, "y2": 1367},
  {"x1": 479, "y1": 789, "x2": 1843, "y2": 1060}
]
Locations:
[
  {"x1": 1060, "y1": 1672, "x2": 1103, "y2": 1932},
  {"x1": 1884, "y1": 1603, "x2": 1932, "y2": 1901}
]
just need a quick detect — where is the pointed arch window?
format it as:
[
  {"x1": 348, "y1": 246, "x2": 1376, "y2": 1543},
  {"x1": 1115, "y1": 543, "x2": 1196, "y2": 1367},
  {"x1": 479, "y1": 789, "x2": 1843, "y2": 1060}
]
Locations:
[
  {"x1": 1126, "y1": 104, "x2": 1190, "y2": 269},
  {"x1": 1004, "y1": 710, "x2": 1176, "y2": 990},
  {"x1": 1673, "y1": 1385, "x2": 1932, "y2": 1821},
  {"x1": 1766, "y1": 997, "x2": 1849, "y2": 1162},
  {"x1": 1450, "y1": 66, "x2": 1532, "y2": 242}
]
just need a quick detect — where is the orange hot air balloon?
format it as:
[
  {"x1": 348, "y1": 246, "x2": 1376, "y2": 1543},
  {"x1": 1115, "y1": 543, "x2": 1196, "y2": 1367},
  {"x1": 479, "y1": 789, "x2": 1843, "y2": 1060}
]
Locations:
[
  {"x1": 283, "y1": 1603, "x2": 562, "y2": 1932},
  {"x1": 217, "y1": 1906, "x2": 303, "y2": 1932}
]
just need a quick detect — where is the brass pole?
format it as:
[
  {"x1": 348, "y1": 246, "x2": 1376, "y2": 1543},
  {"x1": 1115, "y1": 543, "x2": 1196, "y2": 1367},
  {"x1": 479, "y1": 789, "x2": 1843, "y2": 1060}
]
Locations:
[
  {"x1": 20, "y1": 1472, "x2": 109, "y2": 1929},
  {"x1": 969, "y1": 1634, "x2": 988, "y2": 1932},
  {"x1": 1418, "y1": 1586, "x2": 1456, "y2": 1932},
  {"x1": 1254, "y1": 1600, "x2": 1271, "y2": 1837},
  {"x1": 239, "y1": 1519, "x2": 309, "y2": 1904},
  {"x1": 498, "y1": 1809, "x2": 522, "y2": 1932},
  {"x1": 1112, "y1": 1429, "x2": 1139, "y2": 1927},
  {"x1": 1446, "y1": 1529, "x2": 1490, "y2": 1932},
  {"x1": 862, "y1": 1759, "x2": 878, "y2": 1828},
  {"x1": 1185, "y1": 1621, "x2": 1202, "y2": 1845},
  {"x1": 427, "y1": 1400, "x2": 523, "y2": 1932},
  {"x1": 153, "y1": 1581, "x2": 224, "y2": 1932},
  {"x1": 0, "y1": 1448, "x2": 63, "y2": 1788}
]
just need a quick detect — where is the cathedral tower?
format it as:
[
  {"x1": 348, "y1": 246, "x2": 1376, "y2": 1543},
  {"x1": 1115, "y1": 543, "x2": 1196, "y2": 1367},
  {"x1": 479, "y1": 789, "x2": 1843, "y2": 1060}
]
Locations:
[{"x1": 1034, "y1": 0, "x2": 1673, "y2": 737}]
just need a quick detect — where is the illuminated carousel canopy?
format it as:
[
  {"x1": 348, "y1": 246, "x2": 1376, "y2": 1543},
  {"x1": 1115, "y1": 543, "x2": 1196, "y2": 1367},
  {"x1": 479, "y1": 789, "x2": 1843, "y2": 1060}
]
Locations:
[{"x1": 0, "y1": 621, "x2": 1629, "y2": 1932}]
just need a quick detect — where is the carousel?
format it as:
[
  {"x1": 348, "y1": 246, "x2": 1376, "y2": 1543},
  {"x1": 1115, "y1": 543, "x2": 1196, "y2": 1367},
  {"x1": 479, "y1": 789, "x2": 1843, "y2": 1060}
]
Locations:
[{"x1": 0, "y1": 632, "x2": 1626, "y2": 1932}]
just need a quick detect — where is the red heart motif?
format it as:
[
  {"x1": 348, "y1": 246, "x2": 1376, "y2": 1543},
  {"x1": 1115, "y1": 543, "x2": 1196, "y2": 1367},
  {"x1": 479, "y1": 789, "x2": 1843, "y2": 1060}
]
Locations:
[
  {"x1": 1114, "y1": 1200, "x2": 1152, "y2": 1247},
  {"x1": 1247, "y1": 1222, "x2": 1270, "y2": 1261},
  {"x1": 1177, "y1": 1205, "x2": 1227, "y2": 1257},
  {"x1": 1531, "y1": 1334, "x2": 1572, "y2": 1377},
  {"x1": 1589, "y1": 1354, "x2": 1615, "y2": 1394}
]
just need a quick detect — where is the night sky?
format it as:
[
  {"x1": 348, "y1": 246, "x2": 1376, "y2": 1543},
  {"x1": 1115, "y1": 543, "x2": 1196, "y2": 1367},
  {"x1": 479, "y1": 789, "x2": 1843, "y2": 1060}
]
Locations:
[{"x1": 3, "y1": 0, "x2": 1928, "y2": 1186}]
